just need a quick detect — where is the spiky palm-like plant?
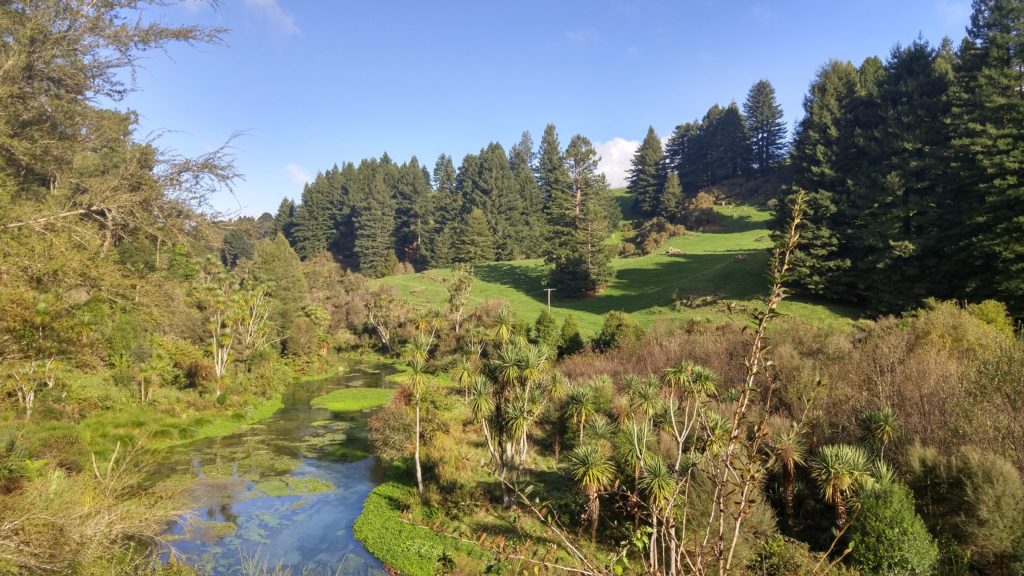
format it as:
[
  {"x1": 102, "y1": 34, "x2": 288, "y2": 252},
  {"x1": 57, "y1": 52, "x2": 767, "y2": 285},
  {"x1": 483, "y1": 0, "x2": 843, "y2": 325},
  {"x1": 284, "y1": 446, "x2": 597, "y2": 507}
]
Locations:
[
  {"x1": 407, "y1": 357, "x2": 429, "y2": 498},
  {"x1": 630, "y1": 378, "x2": 662, "y2": 425},
  {"x1": 859, "y1": 407, "x2": 898, "y2": 460},
  {"x1": 567, "y1": 443, "x2": 616, "y2": 542},
  {"x1": 687, "y1": 365, "x2": 720, "y2": 398},
  {"x1": 565, "y1": 384, "x2": 599, "y2": 445},
  {"x1": 771, "y1": 425, "x2": 807, "y2": 527},
  {"x1": 584, "y1": 414, "x2": 616, "y2": 444},
  {"x1": 811, "y1": 443, "x2": 874, "y2": 526},
  {"x1": 493, "y1": 307, "x2": 516, "y2": 343},
  {"x1": 403, "y1": 332, "x2": 432, "y2": 363},
  {"x1": 452, "y1": 355, "x2": 476, "y2": 400}
]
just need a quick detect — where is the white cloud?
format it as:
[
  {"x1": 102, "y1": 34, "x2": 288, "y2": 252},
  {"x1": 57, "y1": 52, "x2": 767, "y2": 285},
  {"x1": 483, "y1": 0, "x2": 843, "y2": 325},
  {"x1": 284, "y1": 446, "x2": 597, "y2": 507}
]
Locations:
[
  {"x1": 594, "y1": 137, "x2": 640, "y2": 188},
  {"x1": 286, "y1": 163, "x2": 310, "y2": 187},
  {"x1": 245, "y1": 0, "x2": 300, "y2": 36}
]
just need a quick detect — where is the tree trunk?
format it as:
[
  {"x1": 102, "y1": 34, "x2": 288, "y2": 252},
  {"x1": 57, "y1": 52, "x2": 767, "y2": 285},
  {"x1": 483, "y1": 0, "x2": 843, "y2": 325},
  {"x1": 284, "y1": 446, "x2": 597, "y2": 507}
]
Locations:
[
  {"x1": 414, "y1": 402, "x2": 424, "y2": 498},
  {"x1": 784, "y1": 467, "x2": 795, "y2": 527},
  {"x1": 835, "y1": 499, "x2": 847, "y2": 527},
  {"x1": 589, "y1": 491, "x2": 600, "y2": 543}
]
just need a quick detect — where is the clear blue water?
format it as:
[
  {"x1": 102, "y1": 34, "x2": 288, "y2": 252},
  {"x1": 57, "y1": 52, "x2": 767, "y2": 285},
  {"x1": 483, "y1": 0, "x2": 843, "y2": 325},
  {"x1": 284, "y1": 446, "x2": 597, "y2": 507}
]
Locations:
[{"x1": 158, "y1": 367, "x2": 392, "y2": 575}]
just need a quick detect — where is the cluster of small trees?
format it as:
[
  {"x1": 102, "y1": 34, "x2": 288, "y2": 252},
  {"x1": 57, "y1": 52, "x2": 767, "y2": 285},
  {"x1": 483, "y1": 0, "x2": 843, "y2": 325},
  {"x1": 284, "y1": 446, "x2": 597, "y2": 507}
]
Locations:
[
  {"x1": 776, "y1": 0, "x2": 1024, "y2": 317},
  {"x1": 276, "y1": 126, "x2": 617, "y2": 295},
  {"x1": 627, "y1": 79, "x2": 788, "y2": 221}
]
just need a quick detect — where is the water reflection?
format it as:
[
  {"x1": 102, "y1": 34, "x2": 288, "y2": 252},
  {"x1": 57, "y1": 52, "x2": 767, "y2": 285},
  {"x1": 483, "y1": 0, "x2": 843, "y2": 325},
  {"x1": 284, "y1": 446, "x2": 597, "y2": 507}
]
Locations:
[{"x1": 159, "y1": 366, "x2": 392, "y2": 575}]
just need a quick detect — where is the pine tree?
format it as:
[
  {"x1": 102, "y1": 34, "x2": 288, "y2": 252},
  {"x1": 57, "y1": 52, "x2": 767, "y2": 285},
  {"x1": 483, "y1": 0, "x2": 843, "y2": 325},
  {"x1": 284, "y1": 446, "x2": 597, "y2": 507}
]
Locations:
[
  {"x1": 477, "y1": 142, "x2": 523, "y2": 260},
  {"x1": 711, "y1": 103, "x2": 750, "y2": 182},
  {"x1": 664, "y1": 121, "x2": 700, "y2": 193},
  {"x1": 332, "y1": 161, "x2": 360, "y2": 263},
  {"x1": 510, "y1": 131, "x2": 546, "y2": 256},
  {"x1": 455, "y1": 207, "x2": 495, "y2": 263},
  {"x1": 658, "y1": 172, "x2": 683, "y2": 222},
  {"x1": 291, "y1": 165, "x2": 346, "y2": 259},
  {"x1": 353, "y1": 167, "x2": 396, "y2": 278},
  {"x1": 743, "y1": 79, "x2": 788, "y2": 172},
  {"x1": 394, "y1": 156, "x2": 431, "y2": 266},
  {"x1": 777, "y1": 59, "x2": 859, "y2": 297},
  {"x1": 626, "y1": 126, "x2": 666, "y2": 217},
  {"x1": 842, "y1": 40, "x2": 955, "y2": 312},
  {"x1": 423, "y1": 154, "x2": 460, "y2": 268},
  {"x1": 273, "y1": 197, "x2": 296, "y2": 241},
  {"x1": 533, "y1": 309, "x2": 559, "y2": 351},
  {"x1": 456, "y1": 153, "x2": 483, "y2": 213},
  {"x1": 539, "y1": 124, "x2": 575, "y2": 260},
  {"x1": 546, "y1": 135, "x2": 615, "y2": 296},
  {"x1": 952, "y1": 0, "x2": 1024, "y2": 315}
]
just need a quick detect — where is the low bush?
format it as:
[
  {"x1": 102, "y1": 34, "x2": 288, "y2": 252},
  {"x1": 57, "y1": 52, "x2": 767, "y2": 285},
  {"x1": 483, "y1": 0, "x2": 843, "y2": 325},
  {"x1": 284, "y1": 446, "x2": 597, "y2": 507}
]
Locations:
[
  {"x1": 906, "y1": 445, "x2": 1024, "y2": 574},
  {"x1": 628, "y1": 217, "x2": 685, "y2": 255},
  {"x1": 848, "y1": 481, "x2": 938, "y2": 575},
  {"x1": 592, "y1": 311, "x2": 645, "y2": 351}
]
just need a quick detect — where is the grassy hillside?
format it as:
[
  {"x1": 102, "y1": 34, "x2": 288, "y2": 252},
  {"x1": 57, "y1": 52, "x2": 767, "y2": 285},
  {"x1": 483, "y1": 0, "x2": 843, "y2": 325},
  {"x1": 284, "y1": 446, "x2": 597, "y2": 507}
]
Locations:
[{"x1": 376, "y1": 204, "x2": 860, "y2": 336}]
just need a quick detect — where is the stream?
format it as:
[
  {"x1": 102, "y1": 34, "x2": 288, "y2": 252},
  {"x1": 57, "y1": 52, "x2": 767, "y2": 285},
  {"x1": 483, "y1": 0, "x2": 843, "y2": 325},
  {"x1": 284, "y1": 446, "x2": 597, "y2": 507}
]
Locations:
[{"x1": 157, "y1": 365, "x2": 393, "y2": 575}]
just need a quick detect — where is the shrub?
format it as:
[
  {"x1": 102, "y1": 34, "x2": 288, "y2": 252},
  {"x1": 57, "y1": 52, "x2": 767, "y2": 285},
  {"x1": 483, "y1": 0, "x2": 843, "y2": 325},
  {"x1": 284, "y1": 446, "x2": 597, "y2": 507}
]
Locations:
[
  {"x1": 680, "y1": 191, "x2": 718, "y2": 230},
  {"x1": 906, "y1": 445, "x2": 1024, "y2": 574},
  {"x1": 558, "y1": 315, "x2": 585, "y2": 357},
  {"x1": 966, "y1": 299, "x2": 1014, "y2": 334},
  {"x1": 628, "y1": 216, "x2": 685, "y2": 255},
  {"x1": 748, "y1": 535, "x2": 820, "y2": 576},
  {"x1": 368, "y1": 403, "x2": 414, "y2": 463},
  {"x1": 592, "y1": 311, "x2": 644, "y2": 351},
  {"x1": 848, "y1": 481, "x2": 938, "y2": 576}
]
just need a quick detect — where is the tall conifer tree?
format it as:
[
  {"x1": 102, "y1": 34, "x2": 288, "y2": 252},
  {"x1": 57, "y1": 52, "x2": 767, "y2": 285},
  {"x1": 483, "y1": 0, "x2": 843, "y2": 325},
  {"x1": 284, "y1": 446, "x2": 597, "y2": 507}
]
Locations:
[
  {"x1": 743, "y1": 79, "x2": 788, "y2": 172},
  {"x1": 627, "y1": 126, "x2": 666, "y2": 217},
  {"x1": 353, "y1": 165, "x2": 396, "y2": 277},
  {"x1": 952, "y1": 0, "x2": 1024, "y2": 315},
  {"x1": 546, "y1": 135, "x2": 614, "y2": 296}
]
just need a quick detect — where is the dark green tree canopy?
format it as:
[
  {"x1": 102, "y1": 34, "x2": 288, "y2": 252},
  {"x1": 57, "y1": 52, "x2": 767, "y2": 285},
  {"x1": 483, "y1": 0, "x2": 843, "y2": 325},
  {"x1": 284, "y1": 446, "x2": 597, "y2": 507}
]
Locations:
[
  {"x1": 627, "y1": 126, "x2": 666, "y2": 217},
  {"x1": 743, "y1": 79, "x2": 788, "y2": 172}
]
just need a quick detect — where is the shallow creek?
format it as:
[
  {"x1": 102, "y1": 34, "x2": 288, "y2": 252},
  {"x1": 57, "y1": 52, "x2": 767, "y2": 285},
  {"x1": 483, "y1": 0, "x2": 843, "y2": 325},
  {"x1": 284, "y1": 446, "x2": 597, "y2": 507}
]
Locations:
[{"x1": 157, "y1": 365, "x2": 393, "y2": 575}]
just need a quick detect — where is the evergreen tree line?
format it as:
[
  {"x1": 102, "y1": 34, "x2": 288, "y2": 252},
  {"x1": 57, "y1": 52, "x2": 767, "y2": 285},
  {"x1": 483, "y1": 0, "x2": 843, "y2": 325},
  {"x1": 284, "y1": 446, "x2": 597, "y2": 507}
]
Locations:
[
  {"x1": 628, "y1": 79, "x2": 789, "y2": 219},
  {"x1": 776, "y1": 0, "x2": 1024, "y2": 317},
  {"x1": 275, "y1": 125, "x2": 617, "y2": 296}
]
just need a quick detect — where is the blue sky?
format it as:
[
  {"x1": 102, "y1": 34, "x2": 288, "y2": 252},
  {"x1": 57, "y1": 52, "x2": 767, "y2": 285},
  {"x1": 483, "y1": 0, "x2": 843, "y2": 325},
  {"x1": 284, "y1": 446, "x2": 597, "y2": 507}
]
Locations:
[{"x1": 123, "y1": 0, "x2": 973, "y2": 216}]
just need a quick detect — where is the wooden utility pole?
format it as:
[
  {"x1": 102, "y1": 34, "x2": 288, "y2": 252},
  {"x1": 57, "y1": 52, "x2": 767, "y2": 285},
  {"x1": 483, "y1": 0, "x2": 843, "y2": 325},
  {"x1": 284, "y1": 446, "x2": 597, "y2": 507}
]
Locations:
[{"x1": 544, "y1": 288, "x2": 556, "y2": 311}]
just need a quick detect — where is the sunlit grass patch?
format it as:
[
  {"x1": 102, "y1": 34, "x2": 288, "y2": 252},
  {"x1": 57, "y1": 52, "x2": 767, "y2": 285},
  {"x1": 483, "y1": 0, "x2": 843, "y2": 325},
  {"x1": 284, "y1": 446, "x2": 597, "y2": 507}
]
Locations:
[{"x1": 310, "y1": 387, "x2": 394, "y2": 412}]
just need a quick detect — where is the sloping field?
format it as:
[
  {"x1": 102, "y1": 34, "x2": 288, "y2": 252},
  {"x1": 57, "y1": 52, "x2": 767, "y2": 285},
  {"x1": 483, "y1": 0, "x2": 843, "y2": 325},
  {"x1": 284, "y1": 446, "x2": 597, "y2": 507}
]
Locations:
[{"x1": 376, "y1": 205, "x2": 859, "y2": 336}]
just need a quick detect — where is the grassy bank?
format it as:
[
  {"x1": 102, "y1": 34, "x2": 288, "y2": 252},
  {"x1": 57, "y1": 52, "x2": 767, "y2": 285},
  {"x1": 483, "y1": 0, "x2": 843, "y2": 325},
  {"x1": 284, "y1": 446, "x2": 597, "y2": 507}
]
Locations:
[
  {"x1": 375, "y1": 205, "x2": 860, "y2": 336},
  {"x1": 354, "y1": 478, "x2": 491, "y2": 575}
]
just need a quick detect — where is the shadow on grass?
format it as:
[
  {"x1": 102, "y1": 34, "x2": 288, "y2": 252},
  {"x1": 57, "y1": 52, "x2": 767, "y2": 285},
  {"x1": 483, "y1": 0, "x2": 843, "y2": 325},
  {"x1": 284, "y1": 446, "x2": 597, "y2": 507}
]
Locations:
[
  {"x1": 711, "y1": 211, "x2": 773, "y2": 234},
  {"x1": 475, "y1": 261, "x2": 547, "y2": 300},
  {"x1": 566, "y1": 251, "x2": 771, "y2": 316},
  {"x1": 476, "y1": 250, "x2": 772, "y2": 314}
]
